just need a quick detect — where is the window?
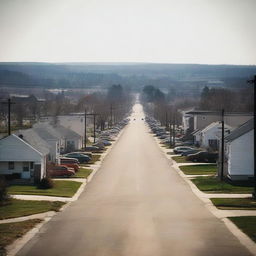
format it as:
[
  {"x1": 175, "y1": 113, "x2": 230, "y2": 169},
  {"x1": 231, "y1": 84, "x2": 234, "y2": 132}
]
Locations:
[
  {"x1": 8, "y1": 162, "x2": 14, "y2": 170},
  {"x1": 30, "y1": 162, "x2": 34, "y2": 169},
  {"x1": 23, "y1": 162, "x2": 29, "y2": 172}
]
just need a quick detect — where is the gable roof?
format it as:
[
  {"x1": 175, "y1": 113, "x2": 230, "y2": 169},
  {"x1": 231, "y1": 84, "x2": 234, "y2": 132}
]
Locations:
[
  {"x1": 186, "y1": 110, "x2": 253, "y2": 116},
  {"x1": 34, "y1": 123, "x2": 81, "y2": 140},
  {"x1": 54, "y1": 125, "x2": 81, "y2": 139},
  {"x1": 225, "y1": 118, "x2": 253, "y2": 142},
  {"x1": 201, "y1": 121, "x2": 233, "y2": 134},
  {"x1": 0, "y1": 134, "x2": 44, "y2": 161},
  {"x1": 15, "y1": 129, "x2": 50, "y2": 156}
]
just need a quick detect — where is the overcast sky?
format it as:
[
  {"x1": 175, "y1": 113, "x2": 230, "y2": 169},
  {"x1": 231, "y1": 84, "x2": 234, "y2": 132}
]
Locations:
[{"x1": 0, "y1": 0, "x2": 255, "y2": 65}]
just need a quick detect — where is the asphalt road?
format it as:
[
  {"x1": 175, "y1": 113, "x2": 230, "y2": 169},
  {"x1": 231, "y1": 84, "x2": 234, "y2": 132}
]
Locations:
[{"x1": 17, "y1": 104, "x2": 252, "y2": 256}]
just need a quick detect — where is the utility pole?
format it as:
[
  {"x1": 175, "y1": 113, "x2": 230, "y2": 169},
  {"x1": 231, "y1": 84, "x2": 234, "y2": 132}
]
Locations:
[
  {"x1": 93, "y1": 114, "x2": 96, "y2": 143},
  {"x1": 2, "y1": 98, "x2": 15, "y2": 136},
  {"x1": 248, "y1": 75, "x2": 256, "y2": 198},
  {"x1": 85, "y1": 113, "x2": 99, "y2": 145},
  {"x1": 220, "y1": 109, "x2": 225, "y2": 181},
  {"x1": 110, "y1": 104, "x2": 113, "y2": 128},
  {"x1": 165, "y1": 111, "x2": 168, "y2": 130},
  {"x1": 84, "y1": 109, "x2": 87, "y2": 149},
  {"x1": 172, "y1": 108, "x2": 176, "y2": 147},
  {"x1": 169, "y1": 116, "x2": 172, "y2": 149}
]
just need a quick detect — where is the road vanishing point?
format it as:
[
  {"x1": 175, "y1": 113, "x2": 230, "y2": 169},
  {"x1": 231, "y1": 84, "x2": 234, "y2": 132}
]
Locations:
[{"x1": 17, "y1": 104, "x2": 252, "y2": 256}]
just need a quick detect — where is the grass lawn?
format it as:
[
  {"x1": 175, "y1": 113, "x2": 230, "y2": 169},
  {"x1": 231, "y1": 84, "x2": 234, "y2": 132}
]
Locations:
[
  {"x1": 8, "y1": 180, "x2": 82, "y2": 197},
  {"x1": 211, "y1": 198, "x2": 256, "y2": 210},
  {"x1": 81, "y1": 154, "x2": 102, "y2": 167},
  {"x1": 0, "y1": 200, "x2": 65, "y2": 220},
  {"x1": 73, "y1": 168, "x2": 93, "y2": 178},
  {"x1": 172, "y1": 156, "x2": 191, "y2": 163},
  {"x1": 180, "y1": 164, "x2": 217, "y2": 175},
  {"x1": 191, "y1": 176, "x2": 253, "y2": 194},
  {"x1": 229, "y1": 216, "x2": 256, "y2": 242},
  {"x1": 0, "y1": 219, "x2": 42, "y2": 255}
]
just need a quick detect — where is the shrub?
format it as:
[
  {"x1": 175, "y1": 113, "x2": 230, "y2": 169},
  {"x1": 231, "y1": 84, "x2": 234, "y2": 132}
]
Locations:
[
  {"x1": 0, "y1": 176, "x2": 10, "y2": 205},
  {"x1": 37, "y1": 177, "x2": 54, "y2": 189}
]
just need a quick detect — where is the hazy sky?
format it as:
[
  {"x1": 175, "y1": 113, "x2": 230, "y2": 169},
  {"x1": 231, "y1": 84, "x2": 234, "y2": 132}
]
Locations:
[{"x1": 0, "y1": 0, "x2": 255, "y2": 65}]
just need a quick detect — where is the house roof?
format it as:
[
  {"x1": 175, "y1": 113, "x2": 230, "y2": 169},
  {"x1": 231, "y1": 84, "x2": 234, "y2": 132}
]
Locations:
[
  {"x1": 201, "y1": 121, "x2": 233, "y2": 134},
  {"x1": 54, "y1": 125, "x2": 81, "y2": 139},
  {"x1": 34, "y1": 123, "x2": 81, "y2": 140},
  {"x1": 0, "y1": 134, "x2": 44, "y2": 161},
  {"x1": 225, "y1": 118, "x2": 254, "y2": 142},
  {"x1": 14, "y1": 129, "x2": 50, "y2": 156},
  {"x1": 33, "y1": 125, "x2": 60, "y2": 141},
  {"x1": 186, "y1": 110, "x2": 253, "y2": 116}
]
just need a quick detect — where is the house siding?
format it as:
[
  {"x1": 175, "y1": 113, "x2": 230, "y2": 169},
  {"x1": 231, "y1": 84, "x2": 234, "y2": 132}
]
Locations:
[{"x1": 228, "y1": 130, "x2": 254, "y2": 178}]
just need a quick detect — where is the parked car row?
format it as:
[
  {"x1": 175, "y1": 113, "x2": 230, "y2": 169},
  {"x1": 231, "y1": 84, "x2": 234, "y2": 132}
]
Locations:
[
  {"x1": 47, "y1": 118, "x2": 130, "y2": 178},
  {"x1": 145, "y1": 116, "x2": 219, "y2": 164},
  {"x1": 173, "y1": 146, "x2": 218, "y2": 163}
]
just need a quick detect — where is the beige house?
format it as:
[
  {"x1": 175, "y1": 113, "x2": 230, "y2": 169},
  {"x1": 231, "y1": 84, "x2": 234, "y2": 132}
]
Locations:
[{"x1": 185, "y1": 110, "x2": 252, "y2": 132}]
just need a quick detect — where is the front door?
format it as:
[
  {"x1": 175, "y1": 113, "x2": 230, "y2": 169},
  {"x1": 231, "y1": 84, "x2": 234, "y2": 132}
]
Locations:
[{"x1": 21, "y1": 162, "x2": 30, "y2": 179}]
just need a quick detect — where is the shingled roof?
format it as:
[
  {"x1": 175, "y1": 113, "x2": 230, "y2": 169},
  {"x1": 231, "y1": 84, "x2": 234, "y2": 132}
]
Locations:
[{"x1": 225, "y1": 118, "x2": 253, "y2": 142}]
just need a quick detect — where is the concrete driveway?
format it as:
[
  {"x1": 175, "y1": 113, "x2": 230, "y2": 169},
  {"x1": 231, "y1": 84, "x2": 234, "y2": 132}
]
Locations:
[{"x1": 17, "y1": 104, "x2": 252, "y2": 256}]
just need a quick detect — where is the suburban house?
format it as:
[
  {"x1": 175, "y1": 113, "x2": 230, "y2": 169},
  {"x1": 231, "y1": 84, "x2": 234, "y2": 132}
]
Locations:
[
  {"x1": 53, "y1": 125, "x2": 83, "y2": 153},
  {"x1": 199, "y1": 122, "x2": 233, "y2": 150},
  {"x1": 15, "y1": 126, "x2": 60, "y2": 163},
  {"x1": 183, "y1": 110, "x2": 252, "y2": 133},
  {"x1": 0, "y1": 134, "x2": 48, "y2": 183},
  {"x1": 219, "y1": 118, "x2": 253, "y2": 181},
  {"x1": 33, "y1": 123, "x2": 83, "y2": 153}
]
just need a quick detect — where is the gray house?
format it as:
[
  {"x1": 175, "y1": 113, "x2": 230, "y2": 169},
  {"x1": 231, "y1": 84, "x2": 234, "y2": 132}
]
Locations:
[{"x1": 219, "y1": 119, "x2": 254, "y2": 181}]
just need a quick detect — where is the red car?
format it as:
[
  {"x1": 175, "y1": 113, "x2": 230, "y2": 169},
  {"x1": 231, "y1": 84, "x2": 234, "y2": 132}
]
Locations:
[
  {"x1": 48, "y1": 165, "x2": 75, "y2": 177},
  {"x1": 60, "y1": 158, "x2": 80, "y2": 172}
]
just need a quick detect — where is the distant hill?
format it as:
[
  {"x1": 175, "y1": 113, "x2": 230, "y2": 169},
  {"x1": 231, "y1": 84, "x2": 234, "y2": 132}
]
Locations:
[{"x1": 0, "y1": 62, "x2": 255, "y2": 89}]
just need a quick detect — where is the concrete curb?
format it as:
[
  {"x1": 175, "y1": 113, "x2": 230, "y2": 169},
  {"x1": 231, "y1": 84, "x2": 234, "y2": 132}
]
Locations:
[
  {"x1": 153, "y1": 136, "x2": 256, "y2": 255},
  {"x1": 5, "y1": 127, "x2": 126, "y2": 256}
]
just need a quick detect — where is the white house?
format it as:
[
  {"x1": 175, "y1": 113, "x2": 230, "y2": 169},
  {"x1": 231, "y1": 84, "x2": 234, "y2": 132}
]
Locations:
[
  {"x1": 53, "y1": 125, "x2": 83, "y2": 152},
  {"x1": 200, "y1": 122, "x2": 233, "y2": 150},
  {"x1": 0, "y1": 134, "x2": 48, "y2": 183},
  {"x1": 32, "y1": 126, "x2": 61, "y2": 162},
  {"x1": 222, "y1": 119, "x2": 254, "y2": 180}
]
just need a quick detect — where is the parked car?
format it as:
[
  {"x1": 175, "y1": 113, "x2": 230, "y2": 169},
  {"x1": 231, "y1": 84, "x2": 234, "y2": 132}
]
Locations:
[
  {"x1": 181, "y1": 149, "x2": 202, "y2": 156},
  {"x1": 48, "y1": 165, "x2": 75, "y2": 177},
  {"x1": 173, "y1": 146, "x2": 195, "y2": 154},
  {"x1": 59, "y1": 157, "x2": 79, "y2": 164},
  {"x1": 60, "y1": 158, "x2": 79, "y2": 172},
  {"x1": 84, "y1": 146, "x2": 101, "y2": 153},
  {"x1": 64, "y1": 153, "x2": 91, "y2": 163},
  {"x1": 101, "y1": 140, "x2": 111, "y2": 146},
  {"x1": 92, "y1": 142, "x2": 105, "y2": 150},
  {"x1": 186, "y1": 151, "x2": 218, "y2": 163}
]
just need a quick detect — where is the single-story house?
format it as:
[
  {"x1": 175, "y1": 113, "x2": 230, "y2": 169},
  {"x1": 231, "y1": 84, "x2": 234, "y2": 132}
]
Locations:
[
  {"x1": 200, "y1": 122, "x2": 233, "y2": 150},
  {"x1": 53, "y1": 125, "x2": 83, "y2": 153},
  {"x1": 220, "y1": 118, "x2": 254, "y2": 180},
  {"x1": 0, "y1": 134, "x2": 48, "y2": 183},
  {"x1": 33, "y1": 123, "x2": 83, "y2": 153}
]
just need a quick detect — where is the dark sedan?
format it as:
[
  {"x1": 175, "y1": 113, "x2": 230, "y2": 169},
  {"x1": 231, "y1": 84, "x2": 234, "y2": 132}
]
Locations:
[
  {"x1": 64, "y1": 153, "x2": 91, "y2": 163},
  {"x1": 186, "y1": 151, "x2": 218, "y2": 163}
]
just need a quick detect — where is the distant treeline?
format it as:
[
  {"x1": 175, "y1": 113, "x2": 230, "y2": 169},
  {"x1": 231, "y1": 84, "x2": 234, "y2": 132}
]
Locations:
[{"x1": 0, "y1": 62, "x2": 255, "y2": 90}]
